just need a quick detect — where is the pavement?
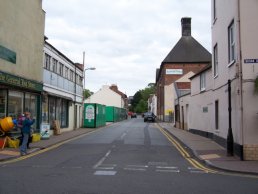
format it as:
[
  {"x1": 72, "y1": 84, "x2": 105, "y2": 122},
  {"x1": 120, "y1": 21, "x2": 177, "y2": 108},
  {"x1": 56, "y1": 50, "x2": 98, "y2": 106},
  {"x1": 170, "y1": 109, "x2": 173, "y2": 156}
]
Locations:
[
  {"x1": 1, "y1": 121, "x2": 258, "y2": 175},
  {"x1": 158, "y1": 122, "x2": 258, "y2": 175}
]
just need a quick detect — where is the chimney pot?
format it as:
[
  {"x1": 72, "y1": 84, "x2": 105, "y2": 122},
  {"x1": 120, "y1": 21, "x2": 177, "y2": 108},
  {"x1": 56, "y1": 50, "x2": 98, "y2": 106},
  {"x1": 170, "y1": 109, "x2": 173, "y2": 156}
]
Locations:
[{"x1": 181, "y1": 17, "x2": 191, "y2": 36}]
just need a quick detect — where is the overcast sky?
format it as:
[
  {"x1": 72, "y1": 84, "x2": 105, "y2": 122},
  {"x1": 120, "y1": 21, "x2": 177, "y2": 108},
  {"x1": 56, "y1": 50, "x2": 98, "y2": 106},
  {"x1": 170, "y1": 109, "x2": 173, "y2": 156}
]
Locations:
[{"x1": 42, "y1": 0, "x2": 211, "y2": 96}]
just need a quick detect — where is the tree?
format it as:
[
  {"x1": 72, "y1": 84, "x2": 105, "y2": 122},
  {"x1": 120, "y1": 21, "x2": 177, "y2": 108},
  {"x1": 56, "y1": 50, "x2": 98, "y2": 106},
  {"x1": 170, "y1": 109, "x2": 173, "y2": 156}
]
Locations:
[
  {"x1": 83, "y1": 89, "x2": 93, "y2": 99},
  {"x1": 131, "y1": 83, "x2": 156, "y2": 113}
]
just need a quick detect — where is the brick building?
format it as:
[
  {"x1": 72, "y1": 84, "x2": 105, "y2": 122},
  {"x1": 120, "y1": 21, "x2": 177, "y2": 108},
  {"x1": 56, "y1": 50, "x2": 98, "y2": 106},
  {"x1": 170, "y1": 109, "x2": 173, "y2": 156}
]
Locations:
[{"x1": 156, "y1": 17, "x2": 211, "y2": 121}]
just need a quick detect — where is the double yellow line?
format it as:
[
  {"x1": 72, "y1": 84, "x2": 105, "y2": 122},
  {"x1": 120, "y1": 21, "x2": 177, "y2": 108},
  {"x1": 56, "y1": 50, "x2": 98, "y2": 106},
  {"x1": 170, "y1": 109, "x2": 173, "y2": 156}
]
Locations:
[{"x1": 156, "y1": 123, "x2": 218, "y2": 174}]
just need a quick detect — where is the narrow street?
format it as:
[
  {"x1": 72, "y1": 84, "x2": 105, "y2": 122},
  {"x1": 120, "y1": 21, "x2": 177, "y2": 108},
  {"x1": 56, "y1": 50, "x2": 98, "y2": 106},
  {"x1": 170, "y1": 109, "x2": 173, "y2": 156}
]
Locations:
[{"x1": 0, "y1": 118, "x2": 258, "y2": 194}]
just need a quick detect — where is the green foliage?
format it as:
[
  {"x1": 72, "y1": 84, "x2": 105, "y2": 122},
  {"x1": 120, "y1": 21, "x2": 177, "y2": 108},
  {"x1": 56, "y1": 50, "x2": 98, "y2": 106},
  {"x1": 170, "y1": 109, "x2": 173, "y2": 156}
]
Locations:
[
  {"x1": 131, "y1": 83, "x2": 156, "y2": 113},
  {"x1": 83, "y1": 89, "x2": 93, "y2": 99}
]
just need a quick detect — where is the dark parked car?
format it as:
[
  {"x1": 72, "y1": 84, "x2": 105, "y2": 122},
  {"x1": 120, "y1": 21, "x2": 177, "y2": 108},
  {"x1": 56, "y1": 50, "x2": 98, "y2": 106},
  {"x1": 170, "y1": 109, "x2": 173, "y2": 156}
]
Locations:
[
  {"x1": 143, "y1": 112, "x2": 156, "y2": 122},
  {"x1": 131, "y1": 112, "x2": 137, "y2": 118}
]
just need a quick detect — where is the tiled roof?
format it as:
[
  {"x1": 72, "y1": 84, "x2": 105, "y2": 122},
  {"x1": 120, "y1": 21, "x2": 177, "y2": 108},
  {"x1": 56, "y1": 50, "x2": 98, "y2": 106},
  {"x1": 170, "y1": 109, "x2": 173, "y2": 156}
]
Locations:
[{"x1": 162, "y1": 36, "x2": 211, "y2": 64}]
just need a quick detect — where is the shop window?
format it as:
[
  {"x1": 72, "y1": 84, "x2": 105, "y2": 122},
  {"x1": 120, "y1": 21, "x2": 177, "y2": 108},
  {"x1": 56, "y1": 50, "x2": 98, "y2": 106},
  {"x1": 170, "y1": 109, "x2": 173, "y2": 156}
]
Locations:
[
  {"x1": 56, "y1": 98, "x2": 62, "y2": 123},
  {"x1": 61, "y1": 99, "x2": 68, "y2": 128},
  {"x1": 48, "y1": 96, "x2": 68, "y2": 129},
  {"x1": 25, "y1": 93, "x2": 37, "y2": 129},
  {"x1": 8, "y1": 91, "x2": 23, "y2": 119},
  {"x1": 0, "y1": 90, "x2": 7, "y2": 118},
  {"x1": 42, "y1": 95, "x2": 49, "y2": 123},
  {"x1": 49, "y1": 97, "x2": 56, "y2": 129}
]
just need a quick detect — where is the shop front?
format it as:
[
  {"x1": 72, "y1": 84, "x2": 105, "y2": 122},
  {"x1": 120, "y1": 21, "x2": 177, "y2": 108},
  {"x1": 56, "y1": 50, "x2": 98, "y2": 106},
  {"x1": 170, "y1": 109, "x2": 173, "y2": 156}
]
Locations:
[{"x1": 0, "y1": 71, "x2": 42, "y2": 132}]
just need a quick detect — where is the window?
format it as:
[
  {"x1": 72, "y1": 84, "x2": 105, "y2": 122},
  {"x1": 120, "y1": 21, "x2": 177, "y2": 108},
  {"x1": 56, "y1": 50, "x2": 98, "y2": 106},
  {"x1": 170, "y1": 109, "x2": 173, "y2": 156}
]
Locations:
[
  {"x1": 79, "y1": 76, "x2": 83, "y2": 86},
  {"x1": 48, "y1": 97, "x2": 68, "y2": 129},
  {"x1": 0, "y1": 90, "x2": 7, "y2": 118},
  {"x1": 65, "y1": 67, "x2": 69, "y2": 79},
  {"x1": 59, "y1": 63, "x2": 64, "y2": 76},
  {"x1": 228, "y1": 20, "x2": 235, "y2": 64},
  {"x1": 44, "y1": 53, "x2": 51, "y2": 70},
  {"x1": 215, "y1": 100, "x2": 219, "y2": 129},
  {"x1": 200, "y1": 73, "x2": 206, "y2": 91},
  {"x1": 25, "y1": 93, "x2": 37, "y2": 129},
  {"x1": 213, "y1": 44, "x2": 218, "y2": 77},
  {"x1": 8, "y1": 91, "x2": 24, "y2": 119},
  {"x1": 61, "y1": 99, "x2": 68, "y2": 127},
  {"x1": 52, "y1": 58, "x2": 58, "y2": 73},
  {"x1": 70, "y1": 70, "x2": 74, "y2": 82},
  {"x1": 213, "y1": 0, "x2": 217, "y2": 21}
]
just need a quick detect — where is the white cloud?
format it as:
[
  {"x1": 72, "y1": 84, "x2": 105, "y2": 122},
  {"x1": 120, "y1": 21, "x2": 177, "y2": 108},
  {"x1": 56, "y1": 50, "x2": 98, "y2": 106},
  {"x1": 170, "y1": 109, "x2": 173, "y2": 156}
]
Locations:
[{"x1": 43, "y1": 0, "x2": 211, "y2": 96}]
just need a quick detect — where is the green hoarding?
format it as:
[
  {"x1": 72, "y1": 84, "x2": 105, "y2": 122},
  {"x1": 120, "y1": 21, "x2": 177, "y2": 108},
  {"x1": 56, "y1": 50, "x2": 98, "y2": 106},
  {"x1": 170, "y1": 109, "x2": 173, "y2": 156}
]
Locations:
[
  {"x1": 106, "y1": 106, "x2": 127, "y2": 122},
  {"x1": 84, "y1": 103, "x2": 106, "y2": 128}
]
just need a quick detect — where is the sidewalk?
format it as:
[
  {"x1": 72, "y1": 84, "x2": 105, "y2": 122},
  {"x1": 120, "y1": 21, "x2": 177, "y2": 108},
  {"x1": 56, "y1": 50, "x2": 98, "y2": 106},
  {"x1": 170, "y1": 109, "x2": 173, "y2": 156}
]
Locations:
[
  {"x1": 0, "y1": 128, "x2": 95, "y2": 162},
  {"x1": 158, "y1": 122, "x2": 258, "y2": 175}
]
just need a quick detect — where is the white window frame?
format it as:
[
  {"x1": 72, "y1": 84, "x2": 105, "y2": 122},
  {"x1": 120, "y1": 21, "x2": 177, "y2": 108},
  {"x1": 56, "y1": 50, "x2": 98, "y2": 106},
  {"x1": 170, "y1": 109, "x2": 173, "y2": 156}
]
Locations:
[
  {"x1": 228, "y1": 20, "x2": 235, "y2": 65},
  {"x1": 213, "y1": 44, "x2": 218, "y2": 78},
  {"x1": 213, "y1": 0, "x2": 217, "y2": 22},
  {"x1": 44, "y1": 53, "x2": 51, "y2": 70},
  {"x1": 200, "y1": 72, "x2": 206, "y2": 92}
]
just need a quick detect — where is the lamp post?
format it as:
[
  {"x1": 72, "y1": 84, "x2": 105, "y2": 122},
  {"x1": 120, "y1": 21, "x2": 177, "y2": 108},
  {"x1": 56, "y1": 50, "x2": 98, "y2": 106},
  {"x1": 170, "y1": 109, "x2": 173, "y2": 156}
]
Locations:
[{"x1": 82, "y1": 67, "x2": 95, "y2": 127}]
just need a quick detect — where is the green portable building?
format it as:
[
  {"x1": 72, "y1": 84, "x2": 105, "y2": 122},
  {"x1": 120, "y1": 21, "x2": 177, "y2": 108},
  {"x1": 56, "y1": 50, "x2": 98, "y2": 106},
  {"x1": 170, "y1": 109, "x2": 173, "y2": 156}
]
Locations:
[{"x1": 84, "y1": 103, "x2": 106, "y2": 128}]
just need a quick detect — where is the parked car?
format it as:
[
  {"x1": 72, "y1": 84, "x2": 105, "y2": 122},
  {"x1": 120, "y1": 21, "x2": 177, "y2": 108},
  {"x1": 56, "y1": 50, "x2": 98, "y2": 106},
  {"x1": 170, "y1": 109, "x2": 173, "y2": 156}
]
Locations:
[
  {"x1": 143, "y1": 112, "x2": 156, "y2": 122},
  {"x1": 131, "y1": 112, "x2": 137, "y2": 118}
]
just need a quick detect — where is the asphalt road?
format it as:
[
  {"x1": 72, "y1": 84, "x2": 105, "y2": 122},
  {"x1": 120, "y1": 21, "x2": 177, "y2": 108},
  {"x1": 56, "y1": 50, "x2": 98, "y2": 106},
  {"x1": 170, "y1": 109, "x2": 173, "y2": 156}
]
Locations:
[{"x1": 0, "y1": 118, "x2": 258, "y2": 194}]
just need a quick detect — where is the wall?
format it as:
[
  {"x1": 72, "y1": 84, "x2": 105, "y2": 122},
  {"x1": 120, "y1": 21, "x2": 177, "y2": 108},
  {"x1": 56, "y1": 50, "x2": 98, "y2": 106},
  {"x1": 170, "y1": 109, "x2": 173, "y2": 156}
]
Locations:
[
  {"x1": 0, "y1": 0, "x2": 45, "y2": 82},
  {"x1": 85, "y1": 85, "x2": 123, "y2": 108}
]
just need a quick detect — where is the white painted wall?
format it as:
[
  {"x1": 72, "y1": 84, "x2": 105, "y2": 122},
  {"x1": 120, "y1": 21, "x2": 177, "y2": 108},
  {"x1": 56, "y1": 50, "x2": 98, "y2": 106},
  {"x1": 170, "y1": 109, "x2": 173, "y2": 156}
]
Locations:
[
  {"x1": 0, "y1": 0, "x2": 45, "y2": 82},
  {"x1": 85, "y1": 85, "x2": 124, "y2": 108}
]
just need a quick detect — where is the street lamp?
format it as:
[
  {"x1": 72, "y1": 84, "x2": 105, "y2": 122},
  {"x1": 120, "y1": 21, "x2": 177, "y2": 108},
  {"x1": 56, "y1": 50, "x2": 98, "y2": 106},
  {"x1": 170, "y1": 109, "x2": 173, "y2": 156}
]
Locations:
[{"x1": 83, "y1": 67, "x2": 96, "y2": 90}]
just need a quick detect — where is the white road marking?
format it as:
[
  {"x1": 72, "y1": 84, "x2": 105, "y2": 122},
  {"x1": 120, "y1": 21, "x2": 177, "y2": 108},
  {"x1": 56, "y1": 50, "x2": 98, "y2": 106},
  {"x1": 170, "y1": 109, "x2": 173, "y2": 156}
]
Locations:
[
  {"x1": 61, "y1": 166, "x2": 82, "y2": 169},
  {"x1": 148, "y1": 162, "x2": 168, "y2": 166},
  {"x1": 124, "y1": 168, "x2": 146, "y2": 171},
  {"x1": 127, "y1": 165, "x2": 148, "y2": 168},
  {"x1": 96, "y1": 164, "x2": 117, "y2": 170},
  {"x1": 93, "y1": 150, "x2": 112, "y2": 169},
  {"x1": 188, "y1": 167, "x2": 207, "y2": 173},
  {"x1": 120, "y1": 132, "x2": 127, "y2": 139},
  {"x1": 156, "y1": 166, "x2": 178, "y2": 169},
  {"x1": 156, "y1": 169, "x2": 180, "y2": 173},
  {"x1": 94, "y1": 170, "x2": 117, "y2": 176}
]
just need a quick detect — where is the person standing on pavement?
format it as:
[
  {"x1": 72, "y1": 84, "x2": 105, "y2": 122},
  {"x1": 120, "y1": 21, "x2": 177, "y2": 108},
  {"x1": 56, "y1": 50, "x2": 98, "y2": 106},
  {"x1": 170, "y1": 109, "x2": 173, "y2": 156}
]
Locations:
[{"x1": 20, "y1": 112, "x2": 35, "y2": 156}]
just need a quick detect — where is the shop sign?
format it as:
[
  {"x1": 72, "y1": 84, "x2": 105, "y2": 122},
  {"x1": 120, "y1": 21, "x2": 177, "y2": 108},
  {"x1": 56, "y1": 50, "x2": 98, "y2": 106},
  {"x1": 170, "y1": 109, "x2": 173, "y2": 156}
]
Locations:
[
  {"x1": 85, "y1": 105, "x2": 95, "y2": 122},
  {"x1": 0, "y1": 71, "x2": 43, "y2": 91},
  {"x1": 40, "y1": 123, "x2": 50, "y2": 139},
  {"x1": 0, "y1": 45, "x2": 16, "y2": 64},
  {"x1": 166, "y1": 69, "x2": 183, "y2": 75}
]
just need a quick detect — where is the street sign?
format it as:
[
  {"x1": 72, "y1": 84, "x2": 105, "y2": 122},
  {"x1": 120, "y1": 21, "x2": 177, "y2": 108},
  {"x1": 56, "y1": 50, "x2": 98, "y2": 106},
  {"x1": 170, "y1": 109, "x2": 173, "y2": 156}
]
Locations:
[{"x1": 244, "y1": 59, "x2": 258, "y2": 63}]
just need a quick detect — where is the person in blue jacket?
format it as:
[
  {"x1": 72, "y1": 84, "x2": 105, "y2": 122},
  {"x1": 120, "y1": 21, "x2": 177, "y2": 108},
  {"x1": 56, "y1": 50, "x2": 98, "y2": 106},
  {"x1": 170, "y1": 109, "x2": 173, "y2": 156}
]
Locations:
[{"x1": 20, "y1": 112, "x2": 35, "y2": 156}]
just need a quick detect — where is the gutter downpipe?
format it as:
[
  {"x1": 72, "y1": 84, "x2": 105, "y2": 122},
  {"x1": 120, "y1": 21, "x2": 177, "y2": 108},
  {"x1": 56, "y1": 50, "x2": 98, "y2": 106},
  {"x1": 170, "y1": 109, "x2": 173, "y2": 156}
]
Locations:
[
  {"x1": 74, "y1": 64, "x2": 77, "y2": 130},
  {"x1": 237, "y1": 0, "x2": 244, "y2": 160}
]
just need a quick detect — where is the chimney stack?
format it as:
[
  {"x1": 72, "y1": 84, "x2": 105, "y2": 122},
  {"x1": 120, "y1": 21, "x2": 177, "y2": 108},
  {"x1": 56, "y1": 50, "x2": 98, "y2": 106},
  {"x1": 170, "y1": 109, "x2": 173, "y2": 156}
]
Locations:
[{"x1": 181, "y1": 17, "x2": 191, "y2": 36}]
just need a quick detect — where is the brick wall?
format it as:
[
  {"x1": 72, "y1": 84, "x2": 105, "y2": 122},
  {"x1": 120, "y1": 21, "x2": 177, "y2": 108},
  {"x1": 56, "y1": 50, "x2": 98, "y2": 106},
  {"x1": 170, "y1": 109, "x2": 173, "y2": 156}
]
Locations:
[{"x1": 244, "y1": 144, "x2": 258, "y2": 160}]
